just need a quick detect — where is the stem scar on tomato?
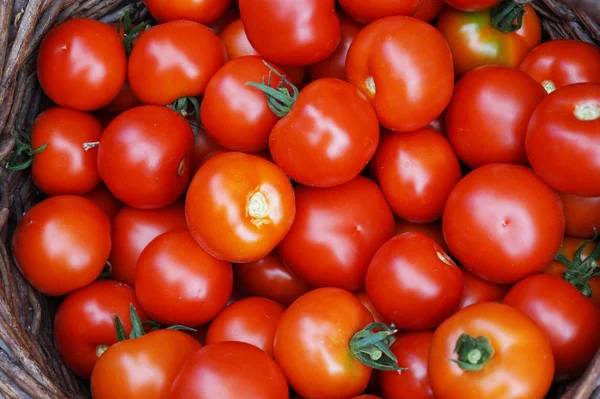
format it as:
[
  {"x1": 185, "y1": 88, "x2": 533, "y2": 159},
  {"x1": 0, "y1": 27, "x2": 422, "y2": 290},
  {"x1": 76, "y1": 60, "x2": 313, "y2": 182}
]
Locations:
[
  {"x1": 555, "y1": 228, "x2": 600, "y2": 297},
  {"x1": 449, "y1": 333, "x2": 495, "y2": 371},
  {"x1": 574, "y1": 101, "x2": 600, "y2": 121}
]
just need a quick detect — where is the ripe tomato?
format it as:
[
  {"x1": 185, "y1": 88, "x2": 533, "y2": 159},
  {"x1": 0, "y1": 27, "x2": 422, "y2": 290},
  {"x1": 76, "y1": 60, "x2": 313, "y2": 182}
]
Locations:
[
  {"x1": 207, "y1": 5, "x2": 240, "y2": 34},
  {"x1": 381, "y1": 331, "x2": 435, "y2": 399},
  {"x1": 355, "y1": 290, "x2": 388, "y2": 324},
  {"x1": 54, "y1": 280, "x2": 148, "y2": 379},
  {"x1": 366, "y1": 232, "x2": 463, "y2": 330},
  {"x1": 37, "y1": 18, "x2": 126, "y2": 110},
  {"x1": 526, "y1": 83, "x2": 600, "y2": 197},
  {"x1": 191, "y1": 127, "x2": 223, "y2": 174},
  {"x1": 457, "y1": 270, "x2": 510, "y2": 310},
  {"x1": 12, "y1": 196, "x2": 110, "y2": 296},
  {"x1": 428, "y1": 303, "x2": 554, "y2": 399},
  {"x1": 135, "y1": 231, "x2": 233, "y2": 326},
  {"x1": 443, "y1": 0, "x2": 500, "y2": 11},
  {"x1": 205, "y1": 297, "x2": 284, "y2": 355},
  {"x1": 346, "y1": 16, "x2": 454, "y2": 132},
  {"x1": 170, "y1": 341, "x2": 289, "y2": 399},
  {"x1": 30, "y1": 107, "x2": 102, "y2": 196},
  {"x1": 239, "y1": 0, "x2": 340, "y2": 66},
  {"x1": 412, "y1": 0, "x2": 446, "y2": 22},
  {"x1": 269, "y1": 78, "x2": 379, "y2": 187},
  {"x1": 520, "y1": 40, "x2": 600, "y2": 93},
  {"x1": 103, "y1": 81, "x2": 142, "y2": 114},
  {"x1": 91, "y1": 330, "x2": 201, "y2": 399},
  {"x1": 503, "y1": 274, "x2": 600, "y2": 380},
  {"x1": 437, "y1": 5, "x2": 541, "y2": 77},
  {"x1": 373, "y1": 128, "x2": 461, "y2": 222},
  {"x1": 98, "y1": 106, "x2": 193, "y2": 209},
  {"x1": 186, "y1": 152, "x2": 296, "y2": 263},
  {"x1": 339, "y1": 0, "x2": 423, "y2": 24},
  {"x1": 559, "y1": 192, "x2": 600, "y2": 238},
  {"x1": 234, "y1": 252, "x2": 310, "y2": 307},
  {"x1": 128, "y1": 21, "x2": 227, "y2": 105},
  {"x1": 395, "y1": 220, "x2": 449, "y2": 254},
  {"x1": 110, "y1": 202, "x2": 188, "y2": 286},
  {"x1": 84, "y1": 184, "x2": 124, "y2": 220},
  {"x1": 442, "y1": 164, "x2": 565, "y2": 284},
  {"x1": 446, "y1": 66, "x2": 546, "y2": 168},
  {"x1": 278, "y1": 177, "x2": 394, "y2": 292},
  {"x1": 144, "y1": 0, "x2": 231, "y2": 24}
]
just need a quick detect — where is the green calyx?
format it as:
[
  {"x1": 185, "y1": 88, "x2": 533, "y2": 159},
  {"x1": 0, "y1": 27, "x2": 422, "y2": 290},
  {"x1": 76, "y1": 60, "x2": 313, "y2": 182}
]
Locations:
[
  {"x1": 491, "y1": 0, "x2": 531, "y2": 33},
  {"x1": 349, "y1": 322, "x2": 405, "y2": 372},
  {"x1": 119, "y1": 9, "x2": 151, "y2": 56},
  {"x1": 4, "y1": 125, "x2": 47, "y2": 171},
  {"x1": 168, "y1": 96, "x2": 202, "y2": 136},
  {"x1": 449, "y1": 333, "x2": 495, "y2": 372},
  {"x1": 555, "y1": 230, "x2": 600, "y2": 297},
  {"x1": 245, "y1": 61, "x2": 299, "y2": 118}
]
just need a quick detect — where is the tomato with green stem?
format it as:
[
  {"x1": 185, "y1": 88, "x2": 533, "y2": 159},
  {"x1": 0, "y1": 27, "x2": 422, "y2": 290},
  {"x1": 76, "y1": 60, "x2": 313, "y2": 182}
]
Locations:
[
  {"x1": 339, "y1": 0, "x2": 423, "y2": 24},
  {"x1": 559, "y1": 192, "x2": 600, "y2": 238},
  {"x1": 144, "y1": 0, "x2": 231, "y2": 24}
]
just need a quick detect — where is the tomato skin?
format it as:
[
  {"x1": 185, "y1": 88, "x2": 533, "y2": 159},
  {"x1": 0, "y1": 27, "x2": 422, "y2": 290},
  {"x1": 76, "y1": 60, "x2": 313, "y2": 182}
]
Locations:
[
  {"x1": 339, "y1": 0, "x2": 423, "y2": 24},
  {"x1": 103, "y1": 81, "x2": 142, "y2": 114},
  {"x1": 278, "y1": 177, "x2": 394, "y2": 292},
  {"x1": 559, "y1": 192, "x2": 600, "y2": 238},
  {"x1": 437, "y1": 6, "x2": 541, "y2": 77},
  {"x1": 234, "y1": 252, "x2": 310, "y2": 307},
  {"x1": 37, "y1": 18, "x2": 126, "y2": 111},
  {"x1": 503, "y1": 274, "x2": 600, "y2": 380},
  {"x1": 186, "y1": 152, "x2": 296, "y2": 263},
  {"x1": 54, "y1": 280, "x2": 148, "y2": 379},
  {"x1": 91, "y1": 330, "x2": 201, "y2": 399},
  {"x1": 191, "y1": 127, "x2": 223, "y2": 174},
  {"x1": 346, "y1": 17, "x2": 454, "y2": 132},
  {"x1": 526, "y1": 83, "x2": 600, "y2": 197},
  {"x1": 520, "y1": 40, "x2": 600, "y2": 93},
  {"x1": 12, "y1": 196, "x2": 111, "y2": 296},
  {"x1": 412, "y1": 0, "x2": 445, "y2": 22},
  {"x1": 428, "y1": 303, "x2": 554, "y2": 399},
  {"x1": 442, "y1": 164, "x2": 565, "y2": 284},
  {"x1": 457, "y1": 270, "x2": 510, "y2": 310},
  {"x1": 443, "y1": 0, "x2": 500, "y2": 11},
  {"x1": 239, "y1": 0, "x2": 340, "y2": 66},
  {"x1": 373, "y1": 128, "x2": 462, "y2": 222},
  {"x1": 395, "y1": 220, "x2": 449, "y2": 254},
  {"x1": 84, "y1": 184, "x2": 124, "y2": 221},
  {"x1": 31, "y1": 107, "x2": 102, "y2": 196},
  {"x1": 355, "y1": 291, "x2": 388, "y2": 324},
  {"x1": 144, "y1": 0, "x2": 231, "y2": 24},
  {"x1": 269, "y1": 78, "x2": 380, "y2": 187},
  {"x1": 274, "y1": 288, "x2": 374, "y2": 398},
  {"x1": 98, "y1": 106, "x2": 193, "y2": 209},
  {"x1": 109, "y1": 202, "x2": 188, "y2": 286},
  {"x1": 170, "y1": 341, "x2": 289, "y2": 399},
  {"x1": 128, "y1": 21, "x2": 227, "y2": 105}
]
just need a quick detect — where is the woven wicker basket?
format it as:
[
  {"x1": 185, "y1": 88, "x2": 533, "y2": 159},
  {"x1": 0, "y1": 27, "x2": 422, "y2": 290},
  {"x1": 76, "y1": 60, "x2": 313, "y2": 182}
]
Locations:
[{"x1": 0, "y1": 0, "x2": 599, "y2": 398}]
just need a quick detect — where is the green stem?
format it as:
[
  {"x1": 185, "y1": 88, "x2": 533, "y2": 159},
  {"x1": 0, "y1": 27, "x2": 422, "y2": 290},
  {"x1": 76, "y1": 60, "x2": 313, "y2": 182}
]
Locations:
[
  {"x1": 119, "y1": 9, "x2": 151, "y2": 56},
  {"x1": 449, "y1": 333, "x2": 494, "y2": 371},
  {"x1": 555, "y1": 229, "x2": 600, "y2": 297},
  {"x1": 4, "y1": 125, "x2": 47, "y2": 171},
  {"x1": 245, "y1": 61, "x2": 299, "y2": 118},
  {"x1": 491, "y1": 0, "x2": 531, "y2": 33},
  {"x1": 349, "y1": 322, "x2": 405, "y2": 372},
  {"x1": 168, "y1": 96, "x2": 201, "y2": 136}
]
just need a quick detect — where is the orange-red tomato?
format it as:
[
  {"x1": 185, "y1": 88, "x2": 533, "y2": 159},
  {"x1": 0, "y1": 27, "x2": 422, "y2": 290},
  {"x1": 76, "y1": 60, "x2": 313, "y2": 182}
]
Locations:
[
  {"x1": 443, "y1": 0, "x2": 500, "y2": 11},
  {"x1": 559, "y1": 192, "x2": 600, "y2": 238},
  {"x1": 394, "y1": 220, "x2": 449, "y2": 254},
  {"x1": 412, "y1": 0, "x2": 445, "y2": 22},
  {"x1": 144, "y1": 0, "x2": 231, "y2": 24},
  {"x1": 339, "y1": 0, "x2": 423, "y2": 24},
  {"x1": 103, "y1": 81, "x2": 142, "y2": 114},
  {"x1": 457, "y1": 270, "x2": 511, "y2": 310},
  {"x1": 84, "y1": 184, "x2": 124, "y2": 221}
]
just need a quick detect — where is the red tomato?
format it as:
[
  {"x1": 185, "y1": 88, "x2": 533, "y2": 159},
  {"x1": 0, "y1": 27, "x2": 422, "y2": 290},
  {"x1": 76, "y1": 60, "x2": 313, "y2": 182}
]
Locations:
[
  {"x1": 12, "y1": 196, "x2": 110, "y2": 296},
  {"x1": 446, "y1": 66, "x2": 546, "y2": 168},
  {"x1": 339, "y1": 0, "x2": 423, "y2": 24},
  {"x1": 144, "y1": 0, "x2": 231, "y2": 24},
  {"x1": 54, "y1": 280, "x2": 148, "y2": 379},
  {"x1": 443, "y1": 0, "x2": 500, "y2": 11},
  {"x1": 520, "y1": 40, "x2": 600, "y2": 93},
  {"x1": 234, "y1": 252, "x2": 311, "y2": 307},
  {"x1": 191, "y1": 127, "x2": 223, "y2": 174},
  {"x1": 91, "y1": 330, "x2": 201, "y2": 399},
  {"x1": 428, "y1": 111, "x2": 447, "y2": 135},
  {"x1": 381, "y1": 331, "x2": 435, "y2": 399},
  {"x1": 98, "y1": 106, "x2": 193, "y2": 209},
  {"x1": 269, "y1": 78, "x2": 379, "y2": 187},
  {"x1": 170, "y1": 341, "x2": 289, "y2": 399},
  {"x1": 373, "y1": 128, "x2": 461, "y2": 222},
  {"x1": 457, "y1": 270, "x2": 510, "y2": 310},
  {"x1": 526, "y1": 83, "x2": 600, "y2": 197},
  {"x1": 135, "y1": 231, "x2": 233, "y2": 326},
  {"x1": 109, "y1": 202, "x2": 188, "y2": 286},
  {"x1": 442, "y1": 164, "x2": 565, "y2": 284},
  {"x1": 30, "y1": 107, "x2": 102, "y2": 195},
  {"x1": 278, "y1": 177, "x2": 394, "y2": 292},
  {"x1": 205, "y1": 297, "x2": 285, "y2": 355},
  {"x1": 84, "y1": 184, "x2": 124, "y2": 221},
  {"x1": 394, "y1": 220, "x2": 449, "y2": 254},
  {"x1": 428, "y1": 303, "x2": 554, "y2": 399},
  {"x1": 186, "y1": 152, "x2": 296, "y2": 263},
  {"x1": 503, "y1": 274, "x2": 600, "y2": 380},
  {"x1": 128, "y1": 21, "x2": 227, "y2": 105},
  {"x1": 307, "y1": 13, "x2": 363, "y2": 81},
  {"x1": 412, "y1": 0, "x2": 445, "y2": 22},
  {"x1": 207, "y1": 5, "x2": 240, "y2": 34},
  {"x1": 346, "y1": 16, "x2": 454, "y2": 132},
  {"x1": 355, "y1": 291, "x2": 389, "y2": 324},
  {"x1": 559, "y1": 192, "x2": 600, "y2": 238},
  {"x1": 103, "y1": 81, "x2": 142, "y2": 114},
  {"x1": 239, "y1": 0, "x2": 341, "y2": 66},
  {"x1": 366, "y1": 232, "x2": 463, "y2": 330},
  {"x1": 37, "y1": 18, "x2": 126, "y2": 110}
]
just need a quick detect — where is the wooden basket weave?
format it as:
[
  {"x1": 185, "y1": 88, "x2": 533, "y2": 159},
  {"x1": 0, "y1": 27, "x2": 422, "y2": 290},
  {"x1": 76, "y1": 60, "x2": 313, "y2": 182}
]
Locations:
[{"x1": 0, "y1": 0, "x2": 598, "y2": 398}]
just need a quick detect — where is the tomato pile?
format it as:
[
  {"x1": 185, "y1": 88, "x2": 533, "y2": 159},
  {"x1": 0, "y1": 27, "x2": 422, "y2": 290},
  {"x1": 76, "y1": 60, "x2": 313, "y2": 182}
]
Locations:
[{"x1": 7, "y1": 0, "x2": 600, "y2": 398}]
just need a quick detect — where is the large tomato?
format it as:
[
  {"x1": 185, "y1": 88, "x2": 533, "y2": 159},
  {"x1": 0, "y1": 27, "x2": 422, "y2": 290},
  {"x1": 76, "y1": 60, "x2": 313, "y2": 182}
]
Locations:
[
  {"x1": 373, "y1": 128, "x2": 461, "y2": 222},
  {"x1": 559, "y1": 193, "x2": 600, "y2": 238},
  {"x1": 30, "y1": 107, "x2": 102, "y2": 195},
  {"x1": 339, "y1": 0, "x2": 423, "y2": 24},
  {"x1": 84, "y1": 184, "x2": 124, "y2": 220},
  {"x1": 186, "y1": 152, "x2": 296, "y2": 263},
  {"x1": 457, "y1": 270, "x2": 510, "y2": 310},
  {"x1": 278, "y1": 177, "x2": 394, "y2": 292},
  {"x1": 128, "y1": 21, "x2": 227, "y2": 105},
  {"x1": 98, "y1": 106, "x2": 193, "y2": 209},
  {"x1": 144, "y1": 0, "x2": 231, "y2": 24},
  {"x1": 12, "y1": 196, "x2": 110, "y2": 296},
  {"x1": 428, "y1": 303, "x2": 554, "y2": 399},
  {"x1": 346, "y1": 16, "x2": 454, "y2": 132},
  {"x1": 170, "y1": 341, "x2": 289, "y2": 399},
  {"x1": 443, "y1": 0, "x2": 500, "y2": 11},
  {"x1": 109, "y1": 202, "x2": 188, "y2": 286},
  {"x1": 239, "y1": 0, "x2": 340, "y2": 66},
  {"x1": 442, "y1": 164, "x2": 565, "y2": 284},
  {"x1": 37, "y1": 18, "x2": 126, "y2": 110},
  {"x1": 526, "y1": 83, "x2": 600, "y2": 197},
  {"x1": 446, "y1": 66, "x2": 546, "y2": 168}
]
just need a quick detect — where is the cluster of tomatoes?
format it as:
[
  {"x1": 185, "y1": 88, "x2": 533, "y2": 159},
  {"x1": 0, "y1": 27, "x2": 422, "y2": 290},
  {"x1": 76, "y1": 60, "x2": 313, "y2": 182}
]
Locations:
[{"x1": 7, "y1": 0, "x2": 600, "y2": 398}]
